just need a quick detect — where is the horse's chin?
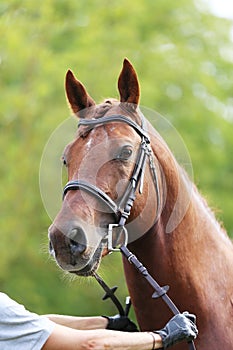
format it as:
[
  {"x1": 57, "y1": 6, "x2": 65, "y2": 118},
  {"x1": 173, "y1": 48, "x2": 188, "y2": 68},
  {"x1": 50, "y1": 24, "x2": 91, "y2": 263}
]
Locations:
[
  {"x1": 69, "y1": 246, "x2": 102, "y2": 277},
  {"x1": 70, "y1": 260, "x2": 100, "y2": 277}
]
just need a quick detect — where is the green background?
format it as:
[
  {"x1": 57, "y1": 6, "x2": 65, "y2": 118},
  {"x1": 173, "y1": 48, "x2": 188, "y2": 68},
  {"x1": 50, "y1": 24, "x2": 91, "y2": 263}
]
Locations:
[{"x1": 0, "y1": 0, "x2": 232, "y2": 318}]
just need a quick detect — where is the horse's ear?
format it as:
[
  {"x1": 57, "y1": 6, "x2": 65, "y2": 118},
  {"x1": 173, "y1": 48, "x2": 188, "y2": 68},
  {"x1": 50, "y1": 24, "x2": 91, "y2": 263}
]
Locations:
[
  {"x1": 118, "y1": 58, "x2": 140, "y2": 105},
  {"x1": 65, "y1": 70, "x2": 95, "y2": 115}
]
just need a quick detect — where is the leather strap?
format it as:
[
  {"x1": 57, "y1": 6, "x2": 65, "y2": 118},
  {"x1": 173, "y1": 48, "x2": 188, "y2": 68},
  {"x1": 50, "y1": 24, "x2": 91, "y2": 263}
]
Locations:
[
  {"x1": 63, "y1": 180, "x2": 119, "y2": 215},
  {"x1": 78, "y1": 114, "x2": 150, "y2": 143}
]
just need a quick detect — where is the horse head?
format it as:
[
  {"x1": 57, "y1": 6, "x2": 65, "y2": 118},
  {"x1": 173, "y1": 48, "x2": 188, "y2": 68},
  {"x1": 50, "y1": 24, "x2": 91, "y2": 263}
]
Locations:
[{"x1": 48, "y1": 59, "x2": 162, "y2": 276}]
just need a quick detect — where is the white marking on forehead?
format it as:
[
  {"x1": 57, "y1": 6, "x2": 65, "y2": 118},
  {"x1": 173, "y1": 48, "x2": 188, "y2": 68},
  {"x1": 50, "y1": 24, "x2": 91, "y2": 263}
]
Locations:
[
  {"x1": 85, "y1": 137, "x2": 94, "y2": 152},
  {"x1": 85, "y1": 127, "x2": 108, "y2": 152},
  {"x1": 108, "y1": 125, "x2": 117, "y2": 132}
]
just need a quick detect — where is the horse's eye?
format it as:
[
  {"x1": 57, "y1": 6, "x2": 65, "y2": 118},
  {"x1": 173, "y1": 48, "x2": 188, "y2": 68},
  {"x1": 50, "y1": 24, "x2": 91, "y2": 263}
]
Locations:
[{"x1": 117, "y1": 146, "x2": 133, "y2": 160}]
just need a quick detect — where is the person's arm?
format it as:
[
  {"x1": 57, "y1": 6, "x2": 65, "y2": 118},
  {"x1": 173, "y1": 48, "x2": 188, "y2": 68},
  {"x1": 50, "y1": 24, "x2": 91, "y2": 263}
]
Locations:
[
  {"x1": 42, "y1": 325, "x2": 161, "y2": 350},
  {"x1": 45, "y1": 314, "x2": 108, "y2": 330},
  {"x1": 46, "y1": 313, "x2": 138, "y2": 332},
  {"x1": 43, "y1": 312, "x2": 197, "y2": 350}
]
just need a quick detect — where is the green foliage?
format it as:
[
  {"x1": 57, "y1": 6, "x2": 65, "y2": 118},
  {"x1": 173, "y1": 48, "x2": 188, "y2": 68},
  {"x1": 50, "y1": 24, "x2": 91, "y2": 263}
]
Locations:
[{"x1": 0, "y1": 0, "x2": 232, "y2": 316}]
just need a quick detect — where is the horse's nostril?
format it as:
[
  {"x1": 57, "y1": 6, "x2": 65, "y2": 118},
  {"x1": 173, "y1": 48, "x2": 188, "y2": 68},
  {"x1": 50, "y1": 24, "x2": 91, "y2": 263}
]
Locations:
[
  {"x1": 69, "y1": 239, "x2": 86, "y2": 255},
  {"x1": 68, "y1": 227, "x2": 87, "y2": 256}
]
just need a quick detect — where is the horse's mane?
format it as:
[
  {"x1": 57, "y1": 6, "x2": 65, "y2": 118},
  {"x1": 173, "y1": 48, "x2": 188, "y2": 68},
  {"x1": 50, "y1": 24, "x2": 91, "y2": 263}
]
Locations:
[{"x1": 192, "y1": 184, "x2": 230, "y2": 241}]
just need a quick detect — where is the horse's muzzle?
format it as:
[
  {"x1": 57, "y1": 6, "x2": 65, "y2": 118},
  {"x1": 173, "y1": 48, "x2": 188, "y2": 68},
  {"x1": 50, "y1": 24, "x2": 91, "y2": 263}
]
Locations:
[{"x1": 48, "y1": 223, "x2": 92, "y2": 271}]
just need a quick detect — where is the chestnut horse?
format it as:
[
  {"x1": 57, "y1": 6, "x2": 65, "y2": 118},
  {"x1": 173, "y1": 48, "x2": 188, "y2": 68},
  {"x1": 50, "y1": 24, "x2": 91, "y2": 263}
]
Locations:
[{"x1": 48, "y1": 59, "x2": 233, "y2": 349}]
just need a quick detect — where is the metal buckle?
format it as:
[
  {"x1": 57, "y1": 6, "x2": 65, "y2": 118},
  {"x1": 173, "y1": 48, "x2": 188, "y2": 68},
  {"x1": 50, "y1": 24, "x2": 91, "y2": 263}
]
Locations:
[{"x1": 107, "y1": 224, "x2": 128, "y2": 252}]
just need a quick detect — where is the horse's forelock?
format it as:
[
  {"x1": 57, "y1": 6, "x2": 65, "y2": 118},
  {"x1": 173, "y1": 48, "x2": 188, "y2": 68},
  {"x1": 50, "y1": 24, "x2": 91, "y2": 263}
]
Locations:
[
  {"x1": 96, "y1": 99, "x2": 142, "y2": 126},
  {"x1": 94, "y1": 99, "x2": 118, "y2": 118}
]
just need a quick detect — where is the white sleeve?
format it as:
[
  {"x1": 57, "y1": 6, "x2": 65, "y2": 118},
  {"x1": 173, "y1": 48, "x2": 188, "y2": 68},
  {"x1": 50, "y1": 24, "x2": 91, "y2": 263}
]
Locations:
[{"x1": 0, "y1": 292, "x2": 55, "y2": 350}]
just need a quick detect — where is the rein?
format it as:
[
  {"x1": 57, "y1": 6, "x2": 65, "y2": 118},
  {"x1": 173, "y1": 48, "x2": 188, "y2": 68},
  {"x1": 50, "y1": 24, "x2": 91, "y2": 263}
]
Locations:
[{"x1": 62, "y1": 113, "x2": 196, "y2": 350}]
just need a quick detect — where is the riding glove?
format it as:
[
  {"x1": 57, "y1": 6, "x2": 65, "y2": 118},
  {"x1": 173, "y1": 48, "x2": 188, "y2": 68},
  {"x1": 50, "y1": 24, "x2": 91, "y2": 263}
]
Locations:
[
  {"x1": 103, "y1": 314, "x2": 139, "y2": 332},
  {"x1": 153, "y1": 312, "x2": 198, "y2": 349}
]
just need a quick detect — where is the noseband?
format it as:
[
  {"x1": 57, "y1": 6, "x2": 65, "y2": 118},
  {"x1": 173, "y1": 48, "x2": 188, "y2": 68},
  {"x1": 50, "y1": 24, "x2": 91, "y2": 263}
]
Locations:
[{"x1": 62, "y1": 113, "x2": 161, "y2": 250}]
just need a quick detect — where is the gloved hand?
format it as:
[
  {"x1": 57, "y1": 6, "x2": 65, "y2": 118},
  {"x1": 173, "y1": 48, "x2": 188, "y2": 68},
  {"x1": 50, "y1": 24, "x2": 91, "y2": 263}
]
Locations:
[
  {"x1": 153, "y1": 312, "x2": 198, "y2": 349},
  {"x1": 103, "y1": 314, "x2": 139, "y2": 332}
]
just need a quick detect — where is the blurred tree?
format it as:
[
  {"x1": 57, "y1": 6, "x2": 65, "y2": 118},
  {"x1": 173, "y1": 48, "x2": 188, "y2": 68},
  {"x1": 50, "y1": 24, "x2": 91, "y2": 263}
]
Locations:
[{"x1": 0, "y1": 0, "x2": 232, "y2": 316}]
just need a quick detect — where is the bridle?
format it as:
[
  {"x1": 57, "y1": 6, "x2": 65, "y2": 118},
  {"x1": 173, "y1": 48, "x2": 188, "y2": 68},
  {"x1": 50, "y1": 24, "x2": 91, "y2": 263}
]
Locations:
[
  {"x1": 63, "y1": 113, "x2": 161, "y2": 250},
  {"x1": 62, "y1": 113, "x2": 196, "y2": 350}
]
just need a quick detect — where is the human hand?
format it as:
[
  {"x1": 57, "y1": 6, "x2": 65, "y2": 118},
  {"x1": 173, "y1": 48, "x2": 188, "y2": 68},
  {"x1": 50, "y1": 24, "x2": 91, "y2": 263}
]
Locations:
[
  {"x1": 103, "y1": 314, "x2": 139, "y2": 332},
  {"x1": 153, "y1": 312, "x2": 198, "y2": 349}
]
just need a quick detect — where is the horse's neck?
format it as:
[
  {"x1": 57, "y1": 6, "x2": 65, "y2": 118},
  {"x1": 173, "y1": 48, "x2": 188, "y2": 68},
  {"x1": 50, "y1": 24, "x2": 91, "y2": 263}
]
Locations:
[
  {"x1": 129, "y1": 120, "x2": 233, "y2": 289},
  {"x1": 157, "y1": 148, "x2": 232, "y2": 275},
  {"x1": 147, "y1": 120, "x2": 229, "y2": 246},
  {"x1": 124, "y1": 121, "x2": 233, "y2": 345},
  {"x1": 158, "y1": 157, "x2": 232, "y2": 264},
  {"x1": 125, "y1": 149, "x2": 233, "y2": 330}
]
